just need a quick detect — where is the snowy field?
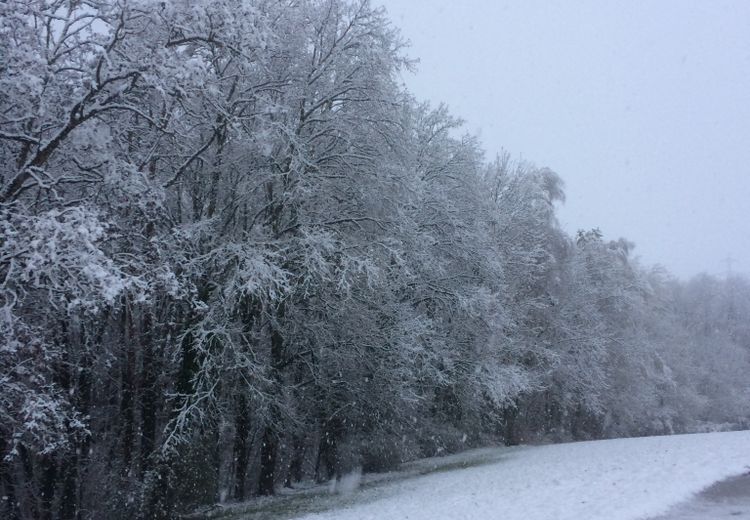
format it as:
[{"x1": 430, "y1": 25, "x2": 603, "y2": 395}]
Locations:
[
  {"x1": 259, "y1": 431, "x2": 750, "y2": 520},
  {"x1": 651, "y1": 472, "x2": 750, "y2": 519}
]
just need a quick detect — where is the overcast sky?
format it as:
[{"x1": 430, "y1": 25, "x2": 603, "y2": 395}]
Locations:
[{"x1": 378, "y1": 0, "x2": 750, "y2": 279}]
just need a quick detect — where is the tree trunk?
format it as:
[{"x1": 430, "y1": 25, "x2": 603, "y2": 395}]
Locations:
[
  {"x1": 232, "y1": 395, "x2": 250, "y2": 501},
  {"x1": 284, "y1": 436, "x2": 305, "y2": 488},
  {"x1": 17, "y1": 445, "x2": 38, "y2": 519},
  {"x1": 139, "y1": 311, "x2": 157, "y2": 477},
  {"x1": 139, "y1": 460, "x2": 173, "y2": 520},
  {"x1": 0, "y1": 436, "x2": 20, "y2": 520},
  {"x1": 121, "y1": 304, "x2": 136, "y2": 472},
  {"x1": 58, "y1": 456, "x2": 77, "y2": 520},
  {"x1": 502, "y1": 406, "x2": 520, "y2": 446},
  {"x1": 257, "y1": 305, "x2": 285, "y2": 496},
  {"x1": 256, "y1": 426, "x2": 277, "y2": 496},
  {"x1": 315, "y1": 419, "x2": 341, "y2": 482},
  {"x1": 39, "y1": 455, "x2": 57, "y2": 520}
]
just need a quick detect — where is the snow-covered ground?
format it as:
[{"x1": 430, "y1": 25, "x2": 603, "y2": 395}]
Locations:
[
  {"x1": 287, "y1": 431, "x2": 750, "y2": 520},
  {"x1": 652, "y1": 472, "x2": 750, "y2": 519}
]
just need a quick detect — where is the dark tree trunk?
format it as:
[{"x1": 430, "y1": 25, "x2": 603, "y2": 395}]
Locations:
[
  {"x1": 232, "y1": 395, "x2": 250, "y2": 501},
  {"x1": 39, "y1": 455, "x2": 57, "y2": 520},
  {"x1": 315, "y1": 419, "x2": 341, "y2": 482},
  {"x1": 257, "y1": 304, "x2": 285, "y2": 496},
  {"x1": 284, "y1": 436, "x2": 305, "y2": 488},
  {"x1": 74, "y1": 324, "x2": 95, "y2": 520},
  {"x1": 140, "y1": 308, "x2": 197, "y2": 520},
  {"x1": 17, "y1": 445, "x2": 38, "y2": 519},
  {"x1": 176, "y1": 329, "x2": 198, "y2": 398},
  {"x1": 139, "y1": 311, "x2": 157, "y2": 477},
  {"x1": 121, "y1": 305, "x2": 136, "y2": 472},
  {"x1": 256, "y1": 426, "x2": 277, "y2": 496},
  {"x1": 502, "y1": 406, "x2": 520, "y2": 446},
  {"x1": 55, "y1": 320, "x2": 83, "y2": 520},
  {"x1": 139, "y1": 460, "x2": 173, "y2": 520},
  {"x1": 58, "y1": 456, "x2": 77, "y2": 520},
  {"x1": 0, "y1": 436, "x2": 20, "y2": 520},
  {"x1": 234, "y1": 297, "x2": 259, "y2": 501}
]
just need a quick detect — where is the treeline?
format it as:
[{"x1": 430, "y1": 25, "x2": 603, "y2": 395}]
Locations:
[{"x1": 1, "y1": 1, "x2": 748, "y2": 519}]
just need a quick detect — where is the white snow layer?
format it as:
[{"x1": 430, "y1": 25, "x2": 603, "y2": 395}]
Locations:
[{"x1": 296, "y1": 431, "x2": 750, "y2": 520}]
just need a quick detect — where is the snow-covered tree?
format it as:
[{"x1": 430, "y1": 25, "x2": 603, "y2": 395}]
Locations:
[{"x1": 2, "y1": 2, "x2": 747, "y2": 519}]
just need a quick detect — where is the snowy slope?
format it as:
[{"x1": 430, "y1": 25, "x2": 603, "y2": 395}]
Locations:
[{"x1": 293, "y1": 431, "x2": 750, "y2": 520}]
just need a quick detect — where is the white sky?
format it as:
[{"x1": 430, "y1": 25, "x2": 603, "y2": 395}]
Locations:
[{"x1": 378, "y1": 0, "x2": 750, "y2": 279}]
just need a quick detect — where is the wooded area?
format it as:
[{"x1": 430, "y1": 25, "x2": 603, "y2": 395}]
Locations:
[{"x1": 1, "y1": 1, "x2": 748, "y2": 518}]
